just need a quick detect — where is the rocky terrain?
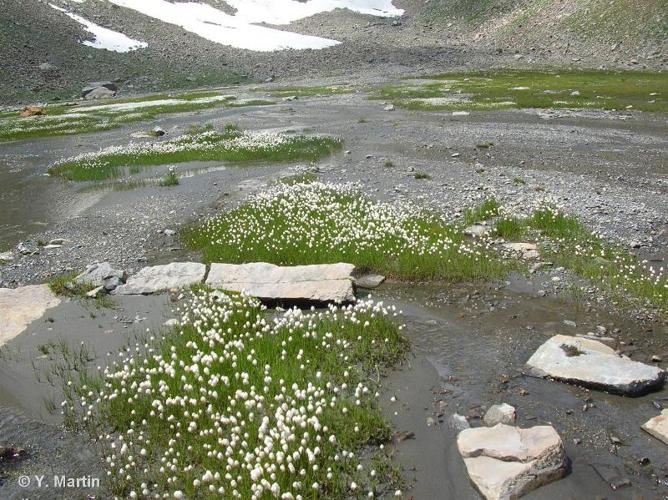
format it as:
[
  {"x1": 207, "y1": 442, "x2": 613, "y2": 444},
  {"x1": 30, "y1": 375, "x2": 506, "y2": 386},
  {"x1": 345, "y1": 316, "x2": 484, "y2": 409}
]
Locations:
[{"x1": 1, "y1": 0, "x2": 666, "y2": 104}]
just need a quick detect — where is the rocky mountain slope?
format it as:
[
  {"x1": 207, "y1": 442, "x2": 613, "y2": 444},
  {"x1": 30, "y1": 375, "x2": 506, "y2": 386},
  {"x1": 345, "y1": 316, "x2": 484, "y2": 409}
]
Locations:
[{"x1": 1, "y1": 0, "x2": 665, "y2": 105}]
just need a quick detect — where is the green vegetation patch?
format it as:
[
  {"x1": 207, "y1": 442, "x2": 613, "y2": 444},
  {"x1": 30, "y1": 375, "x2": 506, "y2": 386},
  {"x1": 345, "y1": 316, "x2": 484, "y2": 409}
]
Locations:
[
  {"x1": 462, "y1": 198, "x2": 501, "y2": 226},
  {"x1": 262, "y1": 84, "x2": 355, "y2": 97},
  {"x1": 0, "y1": 92, "x2": 240, "y2": 142},
  {"x1": 63, "y1": 290, "x2": 406, "y2": 498},
  {"x1": 183, "y1": 182, "x2": 508, "y2": 281},
  {"x1": 48, "y1": 272, "x2": 94, "y2": 298},
  {"x1": 502, "y1": 206, "x2": 667, "y2": 312},
  {"x1": 49, "y1": 125, "x2": 342, "y2": 181},
  {"x1": 372, "y1": 70, "x2": 668, "y2": 112}
]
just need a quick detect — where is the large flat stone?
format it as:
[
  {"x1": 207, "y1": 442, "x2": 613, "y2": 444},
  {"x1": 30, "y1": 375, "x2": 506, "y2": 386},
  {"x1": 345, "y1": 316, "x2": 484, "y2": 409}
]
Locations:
[
  {"x1": 206, "y1": 262, "x2": 356, "y2": 303},
  {"x1": 642, "y1": 409, "x2": 668, "y2": 446},
  {"x1": 458, "y1": 424, "x2": 567, "y2": 500},
  {"x1": 0, "y1": 285, "x2": 61, "y2": 345},
  {"x1": 525, "y1": 335, "x2": 665, "y2": 396},
  {"x1": 113, "y1": 262, "x2": 206, "y2": 295}
]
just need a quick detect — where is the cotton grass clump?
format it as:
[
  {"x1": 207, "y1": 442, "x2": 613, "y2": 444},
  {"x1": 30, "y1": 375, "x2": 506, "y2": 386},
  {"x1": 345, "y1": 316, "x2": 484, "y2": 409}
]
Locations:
[
  {"x1": 184, "y1": 182, "x2": 508, "y2": 281},
  {"x1": 63, "y1": 290, "x2": 405, "y2": 498},
  {"x1": 49, "y1": 128, "x2": 342, "y2": 181}
]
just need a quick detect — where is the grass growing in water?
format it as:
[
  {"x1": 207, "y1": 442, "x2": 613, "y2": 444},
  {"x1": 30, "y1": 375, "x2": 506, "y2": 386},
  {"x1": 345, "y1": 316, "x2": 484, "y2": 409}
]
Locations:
[
  {"x1": 160, "y1": 167, "x2": 180, "y2": 187},
  {"x1": 63, "y1": 290, "x2": 406, "y2": 498},
  {"x1": 49, "y1": 126, "x2": 342, "y2": 181},
  {"x1": 48, "y1": 272, "x2": 94, "y2": 297},
  {"x1": 528, "y1": 206, "x2": 667, "y2": 311},
  {"x1": 372, "y1": 70, "x2": 668, "y2": 112},
  {"x1": 183, "y1": 182, "x2": 508, "y2": 281}
]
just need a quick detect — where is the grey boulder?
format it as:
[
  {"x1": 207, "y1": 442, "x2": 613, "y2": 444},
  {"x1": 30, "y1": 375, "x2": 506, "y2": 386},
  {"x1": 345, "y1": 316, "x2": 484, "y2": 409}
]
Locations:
[
  {"x1": 114, "y1": 262, "x2": 206, "y2": 295},
  {"x1": 525, "y1": 335, "x2": 665, "y2": 396},
  {"x1": 75, "y1": 262, "x2": 126, "y2": 291},
  {"x1": 457, "y1": 424, "x2": 567, "y2": 500},
  {"x1": 206, "y1": 262, "x2": 356, "y2": 303}
]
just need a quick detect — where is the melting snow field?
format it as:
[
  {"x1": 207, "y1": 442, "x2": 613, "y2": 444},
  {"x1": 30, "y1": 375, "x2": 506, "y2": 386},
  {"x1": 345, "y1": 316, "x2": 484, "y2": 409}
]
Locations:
[
  {"x1": 50, "y1": 4, "x2": 147, "y2": 53},
  {"x1": 106, "y1": 0, "x2": 404, "y2": 51}
]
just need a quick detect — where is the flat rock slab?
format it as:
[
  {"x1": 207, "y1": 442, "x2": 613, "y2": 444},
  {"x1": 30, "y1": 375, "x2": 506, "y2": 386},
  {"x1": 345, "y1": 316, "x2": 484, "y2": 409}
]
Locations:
[
  {"x1": 113, "y1": 262, "x2": 206, "y2": 295},
  {"x1": 642, "y1": 409, "x2": 668, "y2": 445},
  {"x1": 0, "y1": 285, "x2": 61, "y2": 345},
  {"x1": 525, "y1": 335, "x2": 665, "y2": 396},
  {"x1": 206, "y1": 262, "x2": 356, "y2": 303},
  {"x1": 457, "y1": 424, "x2": 567, "y2": 500}
]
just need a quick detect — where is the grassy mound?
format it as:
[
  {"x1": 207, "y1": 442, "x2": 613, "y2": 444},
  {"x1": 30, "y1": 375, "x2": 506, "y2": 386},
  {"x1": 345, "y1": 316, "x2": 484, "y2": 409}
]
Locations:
[
  {"x1": 64, "y1": 291, "x2": 406, "y2": 498},
  {"x1": 183, "y1": 182, "x2": 508, "y2": 281},
  {"x1": 49, "y1": 126, "x2": 342, "y2": 181}
]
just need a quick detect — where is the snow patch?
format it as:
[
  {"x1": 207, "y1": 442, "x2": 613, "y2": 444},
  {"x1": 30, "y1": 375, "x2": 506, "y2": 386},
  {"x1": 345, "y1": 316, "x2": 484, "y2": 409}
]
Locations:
[
  {"x1": 106, "y1": 0, "x2": 403, "y2": 51},
  {"x1": 50, "y1": 3, "x2": 147, "y2": 53}
]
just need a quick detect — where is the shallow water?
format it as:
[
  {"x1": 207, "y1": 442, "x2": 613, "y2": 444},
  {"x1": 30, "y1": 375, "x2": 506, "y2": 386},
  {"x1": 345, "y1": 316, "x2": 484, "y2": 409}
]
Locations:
[
  {"x1": 374, "y1": 282, "x2": 668, "y2": 498},
  {"x1": 0, "y1": 280, "x2": 665, "y2": 498}
]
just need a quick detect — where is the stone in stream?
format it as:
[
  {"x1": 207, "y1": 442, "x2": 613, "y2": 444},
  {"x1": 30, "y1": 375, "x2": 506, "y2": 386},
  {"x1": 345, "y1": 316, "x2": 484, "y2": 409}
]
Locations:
[
  {"x1": 75, "y1": 262, "x2": 126, "y2": 291},
  {"x1": 354, "y1": 274, "x2": 386, "y2": 289},
  {"x1": 525, "y1": 335, "x2": 665, "y2": 396},
  {"x1": 483, "y1": 404, "x2": 516, "y2": 426},
  {"x1": 641, "y1": 409, "x2": 668, "y2": 446},
  {"x1": 17, "y1": 239, "x2": 38, "y2": 255},
  {"x1": 0, "y1": 251, "x2": 14, "y2": 262},
  {"x1": 0, "y1": 285, "x2": 61, "y2": 345},
  {"x1": 113, "y1": 262, "x2": 206, "y2": 295},
  {"x1": 457, "y1": 424, "x2": 567, "y2": 500},
  {"x1": 206, "y1": 262, "x2": 356, "y2": 303}
]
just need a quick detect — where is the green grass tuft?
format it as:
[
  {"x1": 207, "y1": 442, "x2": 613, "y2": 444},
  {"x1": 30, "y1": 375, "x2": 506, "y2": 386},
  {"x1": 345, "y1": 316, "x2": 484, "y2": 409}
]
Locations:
[
  {"x1": 494, "y1": 217, "x2": 526, "y2": 240},
  {"x1": 159, "y1": 168, "x2": 180, "y2": 187},
  {"x1": 48, "y1": 272, "x2": 94, "y2": 297},
  {"x1": 278, "y1": 172, "x2": 317, "y2": 185},
  {"x1": 462, "y1": 198, "x2": 501, "y2": 226}
]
